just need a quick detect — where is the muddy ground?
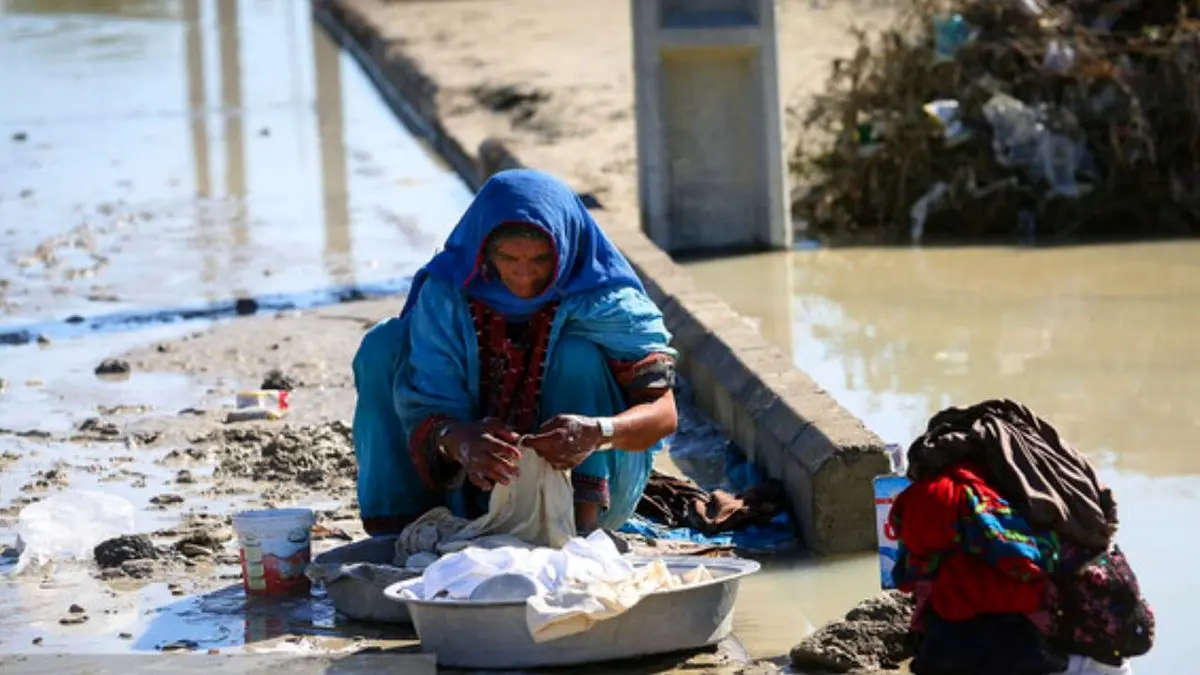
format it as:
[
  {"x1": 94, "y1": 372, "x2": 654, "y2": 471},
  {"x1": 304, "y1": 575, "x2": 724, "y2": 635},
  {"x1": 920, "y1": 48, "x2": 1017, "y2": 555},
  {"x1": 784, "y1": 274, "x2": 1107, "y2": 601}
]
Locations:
[{"x1": 0, "y1": 297, "x2": 788, "y2": 673}]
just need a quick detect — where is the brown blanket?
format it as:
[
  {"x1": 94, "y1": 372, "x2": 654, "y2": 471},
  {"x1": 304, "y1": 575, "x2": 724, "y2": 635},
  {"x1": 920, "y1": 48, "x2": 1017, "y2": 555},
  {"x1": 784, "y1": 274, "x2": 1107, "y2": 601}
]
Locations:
[
  {"x1": 636, "y1": 470, "x2": 787, "y2": 535},
  {"x1": 906, "y1": 398, "x2": 1118, "y2": 548}
]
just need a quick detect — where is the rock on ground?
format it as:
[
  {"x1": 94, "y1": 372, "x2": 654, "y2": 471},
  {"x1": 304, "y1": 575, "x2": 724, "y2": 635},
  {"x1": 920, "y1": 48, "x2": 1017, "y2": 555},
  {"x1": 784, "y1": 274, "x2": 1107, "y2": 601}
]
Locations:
[
  {"x1": 789, "y1": 591, "x2": 914, "y2": 674},
  {"x1": 94, "y1": 534, "x2": 157, "y2": 568},
  {"x1": 260, "y1": 368, "x2": 299, "y2": 391},
  {"x1": 95, "y1": 358, "x2": 131, "y2": 375}
]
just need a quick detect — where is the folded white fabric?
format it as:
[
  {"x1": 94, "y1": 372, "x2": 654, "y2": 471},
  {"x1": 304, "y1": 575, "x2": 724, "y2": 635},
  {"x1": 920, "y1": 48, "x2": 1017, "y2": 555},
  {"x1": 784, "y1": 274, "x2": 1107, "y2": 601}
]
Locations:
[
  {"x1": 1054, "y1": 656, "x2": 1133, "y2": 675},
  {"x1": 398, "y1": 530, "x2": 713, "y2": 642}
]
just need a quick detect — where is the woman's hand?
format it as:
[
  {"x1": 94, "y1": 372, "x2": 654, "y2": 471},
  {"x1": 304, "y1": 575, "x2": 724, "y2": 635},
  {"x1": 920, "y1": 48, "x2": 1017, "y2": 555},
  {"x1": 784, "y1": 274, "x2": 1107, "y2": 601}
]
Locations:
[
  {"x1": 521, "y1": 414, "x2": 605, "y2": 471},
  {"x1": 440, "y1": 418, "x2": 522, "y2": 490}
]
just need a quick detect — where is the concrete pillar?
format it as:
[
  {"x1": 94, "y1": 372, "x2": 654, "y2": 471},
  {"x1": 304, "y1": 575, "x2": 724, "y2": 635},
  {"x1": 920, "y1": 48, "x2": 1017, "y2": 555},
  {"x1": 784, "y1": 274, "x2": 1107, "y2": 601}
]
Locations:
[{"x1": 631, "y1": 0, "x2": 791, "y2": 254}]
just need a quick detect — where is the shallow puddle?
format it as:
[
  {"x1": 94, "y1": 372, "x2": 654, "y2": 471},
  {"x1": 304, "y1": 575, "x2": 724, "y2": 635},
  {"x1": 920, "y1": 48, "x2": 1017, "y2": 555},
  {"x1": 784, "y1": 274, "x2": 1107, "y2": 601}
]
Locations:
[
  {"x1": 0, "y1": 0, "x2": 467, "y2": 668},
  {"x1": 0, "y1": 0, "x2": 471, "y2": 333}
]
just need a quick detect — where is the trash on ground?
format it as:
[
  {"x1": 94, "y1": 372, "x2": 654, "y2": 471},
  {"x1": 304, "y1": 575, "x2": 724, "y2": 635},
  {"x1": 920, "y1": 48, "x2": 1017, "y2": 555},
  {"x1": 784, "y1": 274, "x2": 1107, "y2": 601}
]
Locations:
[
  {"x1": 791, "y1": 0, "x2": 1200, "y2": 244},
  {"x1": 225, "y1": 389, "x2": 289, "y2": 423},
  {"x1": 14, "y1": 491, "x2": 136, "y2": 573}
]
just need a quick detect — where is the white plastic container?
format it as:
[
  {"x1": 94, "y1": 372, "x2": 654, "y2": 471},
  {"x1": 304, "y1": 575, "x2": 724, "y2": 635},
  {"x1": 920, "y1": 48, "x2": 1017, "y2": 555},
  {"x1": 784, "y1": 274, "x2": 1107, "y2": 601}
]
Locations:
[{"x1": 232, "y1": 508, "x2": 316, "y2": 597}]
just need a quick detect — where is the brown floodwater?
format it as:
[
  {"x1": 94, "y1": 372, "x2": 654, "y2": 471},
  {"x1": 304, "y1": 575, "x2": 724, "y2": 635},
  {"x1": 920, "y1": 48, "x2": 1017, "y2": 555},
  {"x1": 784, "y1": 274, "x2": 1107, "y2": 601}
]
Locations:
[
  {"x1": 0, "y1": 0, "x2": 471, "y2": 330},
  {"x1": 686, "y1": 243, "x2": 1200, "y2": 671}
]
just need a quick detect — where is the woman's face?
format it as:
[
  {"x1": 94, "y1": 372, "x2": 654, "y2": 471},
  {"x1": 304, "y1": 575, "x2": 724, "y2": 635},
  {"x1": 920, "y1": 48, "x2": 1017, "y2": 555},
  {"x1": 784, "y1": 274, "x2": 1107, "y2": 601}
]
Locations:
[{"x1": 489, "y1": 235, "x2": 556, "y2": 299}]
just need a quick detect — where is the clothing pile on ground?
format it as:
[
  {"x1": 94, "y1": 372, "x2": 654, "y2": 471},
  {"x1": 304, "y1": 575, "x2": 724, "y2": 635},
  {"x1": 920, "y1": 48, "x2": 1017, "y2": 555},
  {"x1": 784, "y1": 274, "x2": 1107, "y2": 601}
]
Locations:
[
  {"x1": 635, "y1": 470, "x2": 788, "y2": 536},
  {"x1": 890, "y1": 399, "x2": 1154, "y2": 675}
]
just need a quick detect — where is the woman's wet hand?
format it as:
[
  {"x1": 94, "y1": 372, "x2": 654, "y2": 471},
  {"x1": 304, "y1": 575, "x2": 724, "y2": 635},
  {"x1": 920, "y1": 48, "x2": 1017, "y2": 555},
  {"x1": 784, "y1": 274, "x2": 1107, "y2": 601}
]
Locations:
[
  {"x1": 442, "y1": 418, "x2": 522, "y2": 490},
  {"x1": 522, "y1": 414, "x2": 604, "y2": 471}
]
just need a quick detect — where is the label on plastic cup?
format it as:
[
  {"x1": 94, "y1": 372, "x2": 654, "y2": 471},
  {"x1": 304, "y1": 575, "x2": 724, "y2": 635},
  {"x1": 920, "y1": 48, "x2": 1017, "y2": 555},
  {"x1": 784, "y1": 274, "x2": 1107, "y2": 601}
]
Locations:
[
  {"x1": 874, "y1": 474, "x2": 912, "y2": 590},
  {"x1": 234, "y1": 510, "x2": 314, "y2": 597}
]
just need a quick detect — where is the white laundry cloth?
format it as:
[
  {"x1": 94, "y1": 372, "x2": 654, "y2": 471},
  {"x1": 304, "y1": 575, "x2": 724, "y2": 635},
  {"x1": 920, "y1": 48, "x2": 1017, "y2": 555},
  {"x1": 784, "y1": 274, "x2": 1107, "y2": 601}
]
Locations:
[
  {"x1": 393, "y1": 449, "x2": 577, "y2": 570},
  {"x1": 393, "y1": 507, "x2": 469, "y2": 566},
  {"x1": 455, "y1": 446, "x2": 576, "y2": 548},
  {"x1": 392, "y1": 506, "x2": 535, "y2": 571},
  {"x1": 399, "y1": 530, "x2": 713, "y2": 642},
  {"x1": 1054, "y1": 656, "x2": 1133, "y2": 675}
]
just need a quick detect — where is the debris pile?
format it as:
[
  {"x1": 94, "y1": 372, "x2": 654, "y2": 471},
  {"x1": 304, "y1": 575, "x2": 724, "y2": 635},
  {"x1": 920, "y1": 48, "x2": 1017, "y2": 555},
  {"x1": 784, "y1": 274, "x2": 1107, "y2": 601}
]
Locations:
[
  {"x1": 792, "y1": 0, "x2": 1200, "y2": 244},
  {"x1": 213, "y1": 421, "x2": 356, "y2": 492}
]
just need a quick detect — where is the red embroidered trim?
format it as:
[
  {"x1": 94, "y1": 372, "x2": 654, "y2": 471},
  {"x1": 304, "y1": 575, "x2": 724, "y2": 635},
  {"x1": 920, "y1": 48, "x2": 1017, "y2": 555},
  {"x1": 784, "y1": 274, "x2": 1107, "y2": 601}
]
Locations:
[
  {"x1": 608, "y1": 352, "x2": 676, "y2": 389},
  {"x1": 410, "y1": 413, "x2": 452, "y2": 489},
  {"x1": 572, "y1": 473, "x2": 611, "y2": 508},
  {"x1": 469, "y1": 299, "x2": 559, "y2": 434}
]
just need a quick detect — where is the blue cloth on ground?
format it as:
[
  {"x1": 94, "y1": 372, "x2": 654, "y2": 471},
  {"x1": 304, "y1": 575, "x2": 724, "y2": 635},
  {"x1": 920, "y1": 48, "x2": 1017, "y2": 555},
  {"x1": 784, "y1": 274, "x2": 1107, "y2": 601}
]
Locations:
[{"x1": 352, "y1": 169, "x2": 676, "y2": 533}]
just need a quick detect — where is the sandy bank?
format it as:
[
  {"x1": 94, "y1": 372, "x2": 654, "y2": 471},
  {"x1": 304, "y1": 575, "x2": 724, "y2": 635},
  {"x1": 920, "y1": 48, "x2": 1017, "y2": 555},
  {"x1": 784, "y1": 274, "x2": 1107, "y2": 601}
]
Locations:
[{"x1": 330, "y1": 0, "x2": 894, "y2": 224}]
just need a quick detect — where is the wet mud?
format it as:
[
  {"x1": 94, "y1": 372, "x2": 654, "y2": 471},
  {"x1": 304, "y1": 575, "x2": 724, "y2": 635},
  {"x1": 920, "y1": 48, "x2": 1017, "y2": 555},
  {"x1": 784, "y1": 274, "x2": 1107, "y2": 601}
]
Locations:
[
  {"x1": 0, "y1": 295, "x2": 768, "y2": 673},
  {"x1": 789, "y1": 592, "x2": 914, "y2": 674},
  {"x1": 0, "y1": 2, "x2": 792, "y2": 673}
]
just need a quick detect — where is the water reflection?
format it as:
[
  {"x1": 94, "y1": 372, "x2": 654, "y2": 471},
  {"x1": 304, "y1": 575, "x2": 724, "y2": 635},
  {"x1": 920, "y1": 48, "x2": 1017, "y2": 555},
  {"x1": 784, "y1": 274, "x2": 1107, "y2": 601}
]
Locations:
[
  {"x1": 0, "y1": 0, "x2": 471, "y2": 327},
  {"x1": 183, "y1": 0, "x2": 209, "y2": 200},
  {"x1": 215, "y1": 0, "x2": 247, "y2": 260},
  {"x1": 312, "y1": 9, "x2": 350, "y2": 282},
  {"x1": 687, "y1": 243, "x2": 1200, "y2": 476},
  {"x1": 0, "y1": 0, "x2": 178, "y2": 20}
]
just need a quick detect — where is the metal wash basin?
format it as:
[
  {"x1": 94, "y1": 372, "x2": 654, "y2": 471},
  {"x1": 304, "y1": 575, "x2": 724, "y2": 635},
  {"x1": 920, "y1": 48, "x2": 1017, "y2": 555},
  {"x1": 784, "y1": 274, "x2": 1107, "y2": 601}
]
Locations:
[
  {"x1": 307, "y1": 535, "x2": 416, "y2": 625},
  {"x1": 382, "y1": 555, "x2": 761, "y2": 669}
]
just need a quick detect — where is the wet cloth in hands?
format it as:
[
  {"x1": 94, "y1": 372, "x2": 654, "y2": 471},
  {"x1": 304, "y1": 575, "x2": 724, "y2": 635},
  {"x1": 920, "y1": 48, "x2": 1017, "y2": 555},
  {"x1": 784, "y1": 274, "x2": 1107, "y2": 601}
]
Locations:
[
  {"x1": 398, "y1": 530, "x2": 713, "y2": 642},
  {"x1": 455, "y1": 448, "x2": 576, "y2": 548},
  {"x1": 636, "y1": 470, "x2": 788, "y2": 535},
  {"x1": 393, "y1": 450, "x2": 576, "y2": 567},
  {"x1": 890, "y1": 464, "x2": 1057, "y2": 620},
  {"x1": 906, "y1": 398, "x2": 1117, "y2": 548}
]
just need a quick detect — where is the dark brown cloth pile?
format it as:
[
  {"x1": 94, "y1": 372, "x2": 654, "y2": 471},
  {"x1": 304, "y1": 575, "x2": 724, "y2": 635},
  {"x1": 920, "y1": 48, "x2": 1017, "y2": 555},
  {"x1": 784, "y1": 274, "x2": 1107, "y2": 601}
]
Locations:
[
  {"x1": 906, "y1": 398, "x2": 1118, "y2": 548},
  {"x1": 635, "y1": 470, "x2": 787, "y2": 535}
]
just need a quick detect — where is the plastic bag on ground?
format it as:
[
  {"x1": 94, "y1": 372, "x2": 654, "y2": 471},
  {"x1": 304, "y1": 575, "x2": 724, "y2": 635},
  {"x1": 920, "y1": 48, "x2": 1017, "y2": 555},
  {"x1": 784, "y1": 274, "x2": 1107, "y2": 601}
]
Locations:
[
  {"x1": 13, "y1": 491, "x2": 136, "y2": 573},
  {"x1": 982, "y1": 93, "x2": 1089, "y2": 198}
]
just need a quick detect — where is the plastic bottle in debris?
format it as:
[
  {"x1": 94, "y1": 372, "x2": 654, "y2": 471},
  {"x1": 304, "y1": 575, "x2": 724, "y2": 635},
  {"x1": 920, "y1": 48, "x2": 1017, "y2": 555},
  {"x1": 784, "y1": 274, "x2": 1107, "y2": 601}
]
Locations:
[{"x1": 226, "y1": 390, "x2": 289, "y2": 422}]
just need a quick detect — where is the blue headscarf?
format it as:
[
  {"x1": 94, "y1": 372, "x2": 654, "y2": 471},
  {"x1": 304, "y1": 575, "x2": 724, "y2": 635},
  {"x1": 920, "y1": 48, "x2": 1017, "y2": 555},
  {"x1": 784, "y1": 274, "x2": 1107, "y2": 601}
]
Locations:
[{"x1": 401, "y1": 169, "x2": 644, "y2": 319}]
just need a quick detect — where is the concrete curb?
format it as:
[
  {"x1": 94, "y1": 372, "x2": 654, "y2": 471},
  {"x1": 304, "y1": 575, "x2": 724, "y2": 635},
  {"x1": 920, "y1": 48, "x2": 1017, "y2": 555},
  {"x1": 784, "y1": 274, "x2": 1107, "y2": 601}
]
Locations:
[{"x1": 314, "y1": 0, "x2": 889, "y2": 555}]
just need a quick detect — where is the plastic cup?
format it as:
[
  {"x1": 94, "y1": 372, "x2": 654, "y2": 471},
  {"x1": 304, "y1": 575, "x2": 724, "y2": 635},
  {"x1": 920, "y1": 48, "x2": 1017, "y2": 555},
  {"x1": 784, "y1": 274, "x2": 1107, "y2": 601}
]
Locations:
[{"x1": 231, "y1": 508, "x2": 316, "y2": 597}]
